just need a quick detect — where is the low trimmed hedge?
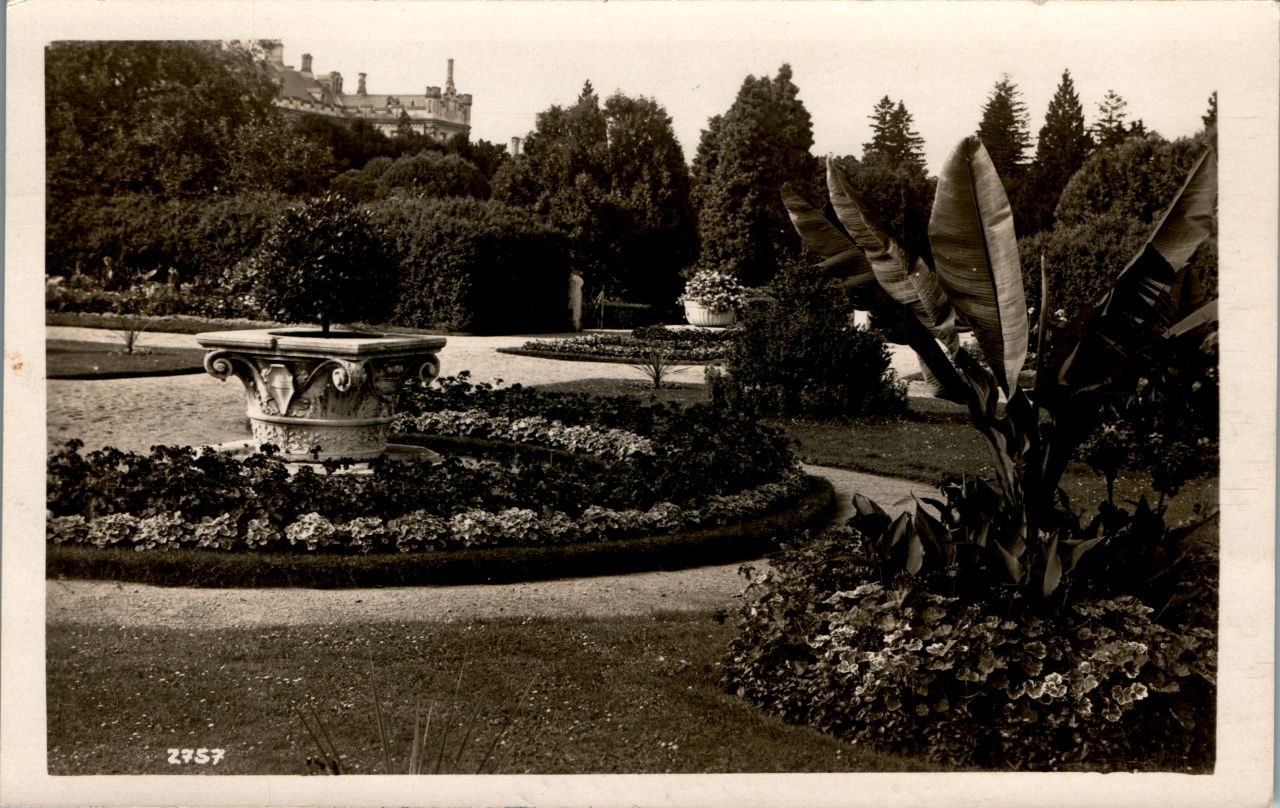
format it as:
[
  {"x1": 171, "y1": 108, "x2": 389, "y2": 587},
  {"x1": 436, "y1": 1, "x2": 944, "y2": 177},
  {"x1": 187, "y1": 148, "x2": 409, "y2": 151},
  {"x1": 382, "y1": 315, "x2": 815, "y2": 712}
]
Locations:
[{"x1": 47, "y1": 474, "x2": 834, "y2": 587}]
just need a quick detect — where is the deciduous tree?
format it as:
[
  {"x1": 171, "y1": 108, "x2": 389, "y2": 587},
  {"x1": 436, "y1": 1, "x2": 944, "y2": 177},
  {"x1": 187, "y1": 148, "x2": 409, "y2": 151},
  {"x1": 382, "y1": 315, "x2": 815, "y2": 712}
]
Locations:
[{"x1": 491, "y1": 82, "x2": 695, "y2": 303}]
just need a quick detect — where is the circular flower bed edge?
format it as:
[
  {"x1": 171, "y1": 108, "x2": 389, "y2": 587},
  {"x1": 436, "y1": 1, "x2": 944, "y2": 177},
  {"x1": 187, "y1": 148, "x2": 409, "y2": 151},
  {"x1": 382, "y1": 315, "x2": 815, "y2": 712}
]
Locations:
[
  {"x1": 496, "y1": 346, "x2": 719, "y2": 366},
  {"x1": 46, "y1": 474, "x2": 835, "y2": 588}
]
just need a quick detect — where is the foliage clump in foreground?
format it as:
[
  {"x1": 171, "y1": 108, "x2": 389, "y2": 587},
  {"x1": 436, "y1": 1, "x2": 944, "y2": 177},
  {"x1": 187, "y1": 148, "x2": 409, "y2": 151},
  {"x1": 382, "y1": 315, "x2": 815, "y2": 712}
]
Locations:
[{"x1": 726, "y1": 136, "x2": 1219, "y2": 770}]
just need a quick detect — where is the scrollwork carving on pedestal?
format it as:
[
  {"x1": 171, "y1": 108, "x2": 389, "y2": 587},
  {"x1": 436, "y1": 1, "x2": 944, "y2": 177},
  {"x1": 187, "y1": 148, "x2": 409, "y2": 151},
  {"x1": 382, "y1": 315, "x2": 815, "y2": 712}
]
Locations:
[{"x1": 198, "y1": 331, "x2": 446, "y2": 461}]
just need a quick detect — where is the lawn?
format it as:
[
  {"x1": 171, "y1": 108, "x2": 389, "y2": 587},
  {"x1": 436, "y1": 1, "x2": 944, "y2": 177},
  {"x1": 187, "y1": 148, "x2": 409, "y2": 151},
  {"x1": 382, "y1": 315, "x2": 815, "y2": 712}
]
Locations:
[
  {"x1": 46, "y1": 339, "x2": 207, "y2": 379},
  {"x1": 46, "y1": 613, "x2": 935, "y2": 775}
]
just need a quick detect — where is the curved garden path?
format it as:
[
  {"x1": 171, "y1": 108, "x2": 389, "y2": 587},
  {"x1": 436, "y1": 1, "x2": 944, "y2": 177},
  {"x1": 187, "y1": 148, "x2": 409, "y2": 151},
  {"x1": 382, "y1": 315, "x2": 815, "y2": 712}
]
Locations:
[{"x1": 44, "y1": 326, "x2": 936, "y2": 628}]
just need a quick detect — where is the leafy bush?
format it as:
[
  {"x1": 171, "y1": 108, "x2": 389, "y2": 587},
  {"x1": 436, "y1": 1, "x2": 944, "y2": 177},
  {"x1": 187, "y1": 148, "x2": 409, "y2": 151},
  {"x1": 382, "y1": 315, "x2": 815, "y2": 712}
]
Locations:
[
  {"x1": 707, "y1": 262, "x2": 906, "y2": 419},
  {"x1": 1078, "y1": 328, "x2": 1220, "y2": 496},
  {"x1": 378, "y1": 152, "x2": 489, "y2": 200},
  {"x1": 724, "y1": 527, "x2": 1215, "y2": 771},
  {"x1": 371, "y1": 197, "x2": 571, "y2": 333},
  {"x1": 46, "y1": 194, "x2": 195, "y2": 284},
  {"x1": 249, "y1": 194, "x2": 395, "y2": 332}
]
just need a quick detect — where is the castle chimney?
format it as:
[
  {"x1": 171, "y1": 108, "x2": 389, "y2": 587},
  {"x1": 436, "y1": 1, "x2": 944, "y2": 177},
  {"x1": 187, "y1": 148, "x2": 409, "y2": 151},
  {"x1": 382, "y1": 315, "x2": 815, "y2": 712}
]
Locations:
[
  {"x1": 357, "y1": 73, "x2": 367, "y2": 95},
  {"x1": 446, "y1": 58, "x2": 455, "y2": 93},
  {"x1": 510, "y1": 137, "x2": 522, "y2": 158},
  {"x1": 266, "y1": 42, "x2": 285, "y2": 66},
  {"x1": 301, "y1": 53, "x2": 312, "y2": 74},
  {"x1": 330, "y1": 71, "x2": 343, "y2": 96}
]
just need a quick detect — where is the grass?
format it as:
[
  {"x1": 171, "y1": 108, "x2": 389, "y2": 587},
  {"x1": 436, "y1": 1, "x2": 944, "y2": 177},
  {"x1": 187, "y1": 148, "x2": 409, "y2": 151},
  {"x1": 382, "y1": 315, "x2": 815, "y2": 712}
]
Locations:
[
  {"x1": 46, "y1": 339, "x2": 208, "y2": 379},
  {"x1": 46, "y1": 613, "x2": 936, "y2": 775}
]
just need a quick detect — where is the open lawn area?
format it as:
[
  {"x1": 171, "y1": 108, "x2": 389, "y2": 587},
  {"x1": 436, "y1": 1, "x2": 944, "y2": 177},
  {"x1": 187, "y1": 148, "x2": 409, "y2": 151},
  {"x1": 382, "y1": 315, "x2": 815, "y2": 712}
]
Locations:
[
  {"x1": 46, "y1": 613, "x2": 935, "y2": 775},
  {"x1": 47, "y1": 339, "x2": 207, "y2": 379}
]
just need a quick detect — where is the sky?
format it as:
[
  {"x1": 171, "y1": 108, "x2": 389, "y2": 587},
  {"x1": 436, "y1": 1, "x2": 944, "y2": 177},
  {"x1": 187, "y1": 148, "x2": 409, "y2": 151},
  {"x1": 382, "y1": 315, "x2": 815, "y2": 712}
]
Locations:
[{"x1": 248, "y1": 2, "x2": 1237, "y2": 174}]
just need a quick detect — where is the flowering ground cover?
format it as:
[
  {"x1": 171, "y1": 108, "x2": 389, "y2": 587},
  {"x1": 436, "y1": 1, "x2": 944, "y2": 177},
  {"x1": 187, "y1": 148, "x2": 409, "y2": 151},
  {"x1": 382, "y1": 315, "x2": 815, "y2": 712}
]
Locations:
[
  {"x1": 501, "y1": 326, "x2": 732, "y2": 364},
  {"x1": 46, "y1": 374, "x2": 830, "y2": 585}
]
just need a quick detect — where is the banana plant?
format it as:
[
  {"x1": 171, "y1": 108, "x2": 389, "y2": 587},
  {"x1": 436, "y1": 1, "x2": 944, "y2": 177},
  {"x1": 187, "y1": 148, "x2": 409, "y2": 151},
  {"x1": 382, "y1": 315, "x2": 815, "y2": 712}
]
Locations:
[{"x1": 783, "y1": 136, "x2": 1218, "y2": 602}]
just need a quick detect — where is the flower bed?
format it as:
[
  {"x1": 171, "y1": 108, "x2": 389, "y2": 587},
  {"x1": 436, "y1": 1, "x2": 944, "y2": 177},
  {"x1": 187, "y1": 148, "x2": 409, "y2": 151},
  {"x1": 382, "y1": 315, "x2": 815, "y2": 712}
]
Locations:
[
  {"x1": 724, "y1": 526, "x2": 1217, "y2": 772},
  {"x1": 48, "y1": 377, "x2": 823, "y2": 582},
  {"x1": 500, "y1": 326, "x2": 732, "y2": 364}
]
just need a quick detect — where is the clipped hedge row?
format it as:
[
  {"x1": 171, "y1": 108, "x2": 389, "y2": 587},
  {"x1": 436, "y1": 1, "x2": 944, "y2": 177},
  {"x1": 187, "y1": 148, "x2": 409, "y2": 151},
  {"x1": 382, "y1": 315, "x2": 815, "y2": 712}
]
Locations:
[{"x1": 371, "y1": 197, "x2": 571, "y2": 334}]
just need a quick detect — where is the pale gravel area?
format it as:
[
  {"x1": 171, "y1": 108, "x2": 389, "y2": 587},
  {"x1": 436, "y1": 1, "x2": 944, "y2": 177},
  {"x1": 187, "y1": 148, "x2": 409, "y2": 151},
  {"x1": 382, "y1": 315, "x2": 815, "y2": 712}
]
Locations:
[{"x1": 45, "y1": 326, "x2": 935, "y2": 628}]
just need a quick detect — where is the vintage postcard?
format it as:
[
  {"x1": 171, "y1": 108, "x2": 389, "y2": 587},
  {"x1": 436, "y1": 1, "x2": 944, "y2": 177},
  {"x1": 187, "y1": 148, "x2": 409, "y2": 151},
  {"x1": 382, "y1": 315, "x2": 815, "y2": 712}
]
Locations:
[{"x1": 4, "y1": 1, "x2": 1276, "y2": 806}]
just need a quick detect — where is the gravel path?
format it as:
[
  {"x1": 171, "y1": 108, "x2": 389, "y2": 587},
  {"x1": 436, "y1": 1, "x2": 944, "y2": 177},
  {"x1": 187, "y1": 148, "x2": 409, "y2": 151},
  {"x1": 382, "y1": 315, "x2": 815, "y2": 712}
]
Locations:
[{"x1": 45, "y1": 326, "x2": 936, "y2": 628}]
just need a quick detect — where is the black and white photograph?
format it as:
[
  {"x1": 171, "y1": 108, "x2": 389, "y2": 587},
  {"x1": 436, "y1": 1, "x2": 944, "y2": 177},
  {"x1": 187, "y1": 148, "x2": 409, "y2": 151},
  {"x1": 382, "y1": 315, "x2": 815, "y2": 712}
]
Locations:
[{"x1": 3, "y1": 1, "x2": 1276, "y2": 806}]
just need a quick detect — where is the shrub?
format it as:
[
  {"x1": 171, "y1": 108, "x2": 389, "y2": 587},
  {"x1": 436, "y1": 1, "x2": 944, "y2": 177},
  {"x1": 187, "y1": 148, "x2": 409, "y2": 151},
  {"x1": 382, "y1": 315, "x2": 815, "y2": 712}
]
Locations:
[
  {"x1": 371, "y1": 197, "x2": 571, "y2": 333},
  {"x1": 378, "y1": 152, "x2": 489, "y2": 200},
  {"x1": 1024, "y1": 134, "x2": 1218, "y2": 325},
  {"x1": 330, "y1": 169, "x2": 380, "y2": 203},
  {"x1": 724, "y1": 527, "x2": 1215, "y2": 771},
  {"x1": 46, "y1": 194, "x2": 195, "y2": 284},
  {"x1": 184, "y1": 192, "x2": 288, "y2": 287},
  {"x1": 249, "y1": 194, "x2": 395, "y2": 332},
  {"x1": 708, "y1": 262, "x2": 906, "y2": 419}
]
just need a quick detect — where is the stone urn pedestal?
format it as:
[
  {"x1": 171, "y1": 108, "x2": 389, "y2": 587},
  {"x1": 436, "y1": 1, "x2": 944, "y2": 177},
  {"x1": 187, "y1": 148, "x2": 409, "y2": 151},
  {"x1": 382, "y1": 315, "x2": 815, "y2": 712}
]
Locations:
[{"x1": 197, "y1": 329, "x2": 446, "y2": 462}]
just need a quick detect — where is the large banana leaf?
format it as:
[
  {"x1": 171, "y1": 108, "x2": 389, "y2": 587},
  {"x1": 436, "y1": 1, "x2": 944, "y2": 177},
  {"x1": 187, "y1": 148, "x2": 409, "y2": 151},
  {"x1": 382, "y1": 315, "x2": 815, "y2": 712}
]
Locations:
[
  {"x1": 779, "y1": 183, "x2": 888, "y2": 311},
  {"x1": 1055, "y1": 146, "x2": 1217, "y2": 392},
  {"x1": 825, "y1": 159, "x2": 958, "y2": 343},
  {"x1": 928, "y1": 136, "x2": 1027, "y2": 393},
  {"x1": 824, "y1": 158, "x2": 961, "y2": 396}
]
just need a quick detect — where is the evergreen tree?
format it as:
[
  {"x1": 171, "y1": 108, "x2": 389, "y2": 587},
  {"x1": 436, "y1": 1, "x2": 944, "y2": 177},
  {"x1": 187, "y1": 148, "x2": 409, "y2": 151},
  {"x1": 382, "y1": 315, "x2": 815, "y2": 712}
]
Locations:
[
  {"x1": 1019, "y1": 69, "x2": 1093, "y2": 234},
  {"x1": 862, "y1": 96, "x2": 926, "y2": 175},
  {"x1": 976, "y1": 75, "x2": 1032, "y2": 179},
  {"x1": 1091, "y1": 90, "x2": 1131, "y2": 149},
  {"x1": 690, "y1": 64, "x2": 815, "y2": 286}
]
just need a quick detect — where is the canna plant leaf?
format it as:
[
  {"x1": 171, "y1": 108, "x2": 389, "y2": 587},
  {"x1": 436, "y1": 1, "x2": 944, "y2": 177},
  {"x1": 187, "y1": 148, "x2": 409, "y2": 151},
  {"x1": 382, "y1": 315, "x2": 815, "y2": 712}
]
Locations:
[{"x1": 928, "y1": 136, "x2": 1028, "y2": 393}]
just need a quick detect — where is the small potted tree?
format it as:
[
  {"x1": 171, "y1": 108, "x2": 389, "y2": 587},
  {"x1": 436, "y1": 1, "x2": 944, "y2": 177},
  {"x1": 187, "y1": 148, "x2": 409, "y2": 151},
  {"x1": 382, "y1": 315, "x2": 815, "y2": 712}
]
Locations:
[
  {"x1": 678, "y1": 266, "x2": 745, "y2": 327},
  {"x1": 197, "y1": 194, "x2": 445, "y2": 461}
]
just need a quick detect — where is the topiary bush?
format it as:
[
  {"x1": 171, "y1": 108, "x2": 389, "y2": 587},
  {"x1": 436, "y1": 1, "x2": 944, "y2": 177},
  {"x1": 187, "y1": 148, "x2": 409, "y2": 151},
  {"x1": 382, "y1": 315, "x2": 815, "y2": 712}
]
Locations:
[
  {"x1": 707, "y1": 262, "x2": 906, "y2": 419},
  {"x1": 248, "y1": 193, "x2": 395, "y2": 333},
  {"x1": 371, "y1": 197, "x2": 571, "y2": 333}
]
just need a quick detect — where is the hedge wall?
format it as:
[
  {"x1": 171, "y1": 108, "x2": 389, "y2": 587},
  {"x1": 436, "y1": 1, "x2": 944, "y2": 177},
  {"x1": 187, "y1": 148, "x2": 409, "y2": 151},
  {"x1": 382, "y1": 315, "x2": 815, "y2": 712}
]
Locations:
[{"x1": 371, "y1": 197, "x2": 572, "y2": 333}]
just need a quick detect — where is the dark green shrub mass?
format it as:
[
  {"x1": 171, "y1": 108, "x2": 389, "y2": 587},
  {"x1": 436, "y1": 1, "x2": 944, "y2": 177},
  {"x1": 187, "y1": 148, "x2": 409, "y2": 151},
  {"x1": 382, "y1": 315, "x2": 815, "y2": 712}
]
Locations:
[
  {"x1": 708, "y1": 263, "x2": 906, "y2": 419},
  {"x1": 377, "y1": 151, "x2": 490, "y2": 200},
  {"x1": 372, "y1": 197, "x2": 571, "y2": 333}
]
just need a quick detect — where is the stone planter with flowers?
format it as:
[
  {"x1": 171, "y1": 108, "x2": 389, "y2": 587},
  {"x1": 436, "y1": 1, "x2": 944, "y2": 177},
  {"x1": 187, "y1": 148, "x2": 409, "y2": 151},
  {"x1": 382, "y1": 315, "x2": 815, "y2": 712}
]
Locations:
[{"x1": 678, "y1": 269, "x2": 745, "y2": 327}]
